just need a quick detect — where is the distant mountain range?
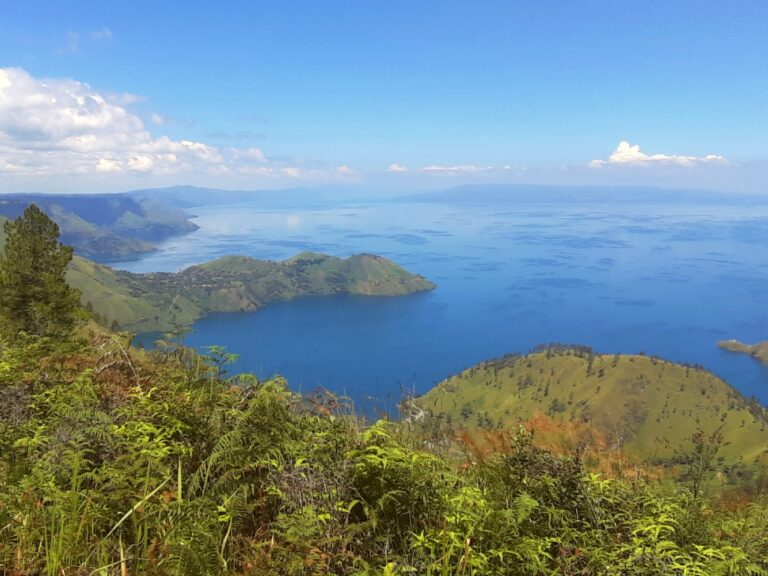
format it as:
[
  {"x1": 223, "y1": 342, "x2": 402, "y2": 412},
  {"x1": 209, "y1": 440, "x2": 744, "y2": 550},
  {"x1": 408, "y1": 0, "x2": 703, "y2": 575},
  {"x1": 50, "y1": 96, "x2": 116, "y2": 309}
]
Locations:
[
  {"x1": 2, "y1": 183, "x2": 764, "y2": 262},
  {"x1": 138, "y1": 183, "x2": 768, "y2": 206},
  {"x1": 0, "y1": 186, "x2": 362, "y2": 260},
  {"x1": 128, "y1": 185, "x2": 338, "y2": 208},
  {"x1": 0, "y1": 193, "x2": 198, "y2": 261},
  {"x1": 398, "y1": 184, "x2": 768, "y2": 205}
]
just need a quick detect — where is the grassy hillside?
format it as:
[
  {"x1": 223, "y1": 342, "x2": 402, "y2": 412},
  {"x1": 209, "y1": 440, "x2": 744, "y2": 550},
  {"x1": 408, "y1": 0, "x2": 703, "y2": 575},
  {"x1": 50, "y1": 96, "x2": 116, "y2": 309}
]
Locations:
[
  {"x1": 67, "y1": 251, "x2": 435, "y2": 333},
  {"x1": 416, "y1": 346, "x2": 768, "y2": 466}
]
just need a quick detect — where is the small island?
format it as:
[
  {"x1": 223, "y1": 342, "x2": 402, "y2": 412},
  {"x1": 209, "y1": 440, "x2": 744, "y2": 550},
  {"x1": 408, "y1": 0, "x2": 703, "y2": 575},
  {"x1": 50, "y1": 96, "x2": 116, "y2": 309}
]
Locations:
[
  {"x1": 67, "y1": 251, "x2": 435, "y2": 333},
  {"x1": 718, "y1": 339, "x2": 768, "y2": 365}
]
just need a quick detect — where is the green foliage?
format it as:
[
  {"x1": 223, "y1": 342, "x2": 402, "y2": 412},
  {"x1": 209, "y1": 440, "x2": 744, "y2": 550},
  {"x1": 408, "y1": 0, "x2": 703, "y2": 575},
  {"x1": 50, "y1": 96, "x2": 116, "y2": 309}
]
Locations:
[
  {"x1": 0, "y1": 204, "x2": 81, "y2": 338},
  {"x1": 1, "y1": 335, "x2": 767, "y2": 575}
]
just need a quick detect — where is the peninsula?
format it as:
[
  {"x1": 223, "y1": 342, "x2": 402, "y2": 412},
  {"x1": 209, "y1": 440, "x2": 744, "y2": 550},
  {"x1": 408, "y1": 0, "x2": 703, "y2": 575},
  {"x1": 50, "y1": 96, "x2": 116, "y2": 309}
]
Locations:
[
  {"x1": 67, "y1": 251, "x2": 435, "y2": 333},
  {"x1": 718, "y1": 339, "x2": 768, "y2": 365}
]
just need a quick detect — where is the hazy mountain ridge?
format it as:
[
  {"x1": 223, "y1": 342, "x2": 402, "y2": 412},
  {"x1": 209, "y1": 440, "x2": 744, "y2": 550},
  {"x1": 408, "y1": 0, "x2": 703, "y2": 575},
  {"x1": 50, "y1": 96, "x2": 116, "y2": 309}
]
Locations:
[
  {"x1": 398, "y1": 184, "x2": 768, "y2": 205},
  {"x1": 0, "y1": 193, "x2": 198, "y2": 260},
  {"x1": 127, "y1": 184, "x2": 336, "y2": 208}
]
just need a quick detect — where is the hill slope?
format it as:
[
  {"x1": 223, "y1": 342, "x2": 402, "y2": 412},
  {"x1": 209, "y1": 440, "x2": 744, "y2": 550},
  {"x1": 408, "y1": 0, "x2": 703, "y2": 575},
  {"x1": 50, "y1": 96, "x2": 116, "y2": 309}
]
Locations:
[
  {"x1": 67, "y1": 251, "x2": 435, "y2": 332},
  {"x1": 416, "y1": 346, "x2": 768, "y2": 465},
  {"x1": 0, "y1": 194, "x2": 198, "y2": 260}
]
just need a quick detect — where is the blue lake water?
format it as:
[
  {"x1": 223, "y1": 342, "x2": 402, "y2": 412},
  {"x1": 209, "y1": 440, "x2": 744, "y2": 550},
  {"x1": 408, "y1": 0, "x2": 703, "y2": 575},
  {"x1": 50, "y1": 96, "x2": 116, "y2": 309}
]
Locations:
[{"x1": 114, "y1": 199, "x2": 768, "y2": 413}]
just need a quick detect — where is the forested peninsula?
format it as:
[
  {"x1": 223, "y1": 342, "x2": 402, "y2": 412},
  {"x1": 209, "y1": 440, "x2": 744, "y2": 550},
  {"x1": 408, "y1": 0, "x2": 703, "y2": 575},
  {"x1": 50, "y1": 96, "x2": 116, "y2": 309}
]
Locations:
[{"x1": 67, "y1": 252, "x2": 436, "y2": 333}]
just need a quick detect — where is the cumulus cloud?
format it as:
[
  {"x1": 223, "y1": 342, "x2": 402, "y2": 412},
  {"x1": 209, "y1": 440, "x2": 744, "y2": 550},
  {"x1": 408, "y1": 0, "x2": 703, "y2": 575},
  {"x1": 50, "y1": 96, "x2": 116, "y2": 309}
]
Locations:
[
  {"x1": 0, "y1": 67, "x2": 224, "y2": 176},
  {"x1": 590, "y1": 141, "x2": 727, "y2": 168},
  {"x1": 388, "y1": 163, "x2": 408, "y2": 172},
  {"x1": 0, "y1": 67, "x2": 351, "y2": 185}
]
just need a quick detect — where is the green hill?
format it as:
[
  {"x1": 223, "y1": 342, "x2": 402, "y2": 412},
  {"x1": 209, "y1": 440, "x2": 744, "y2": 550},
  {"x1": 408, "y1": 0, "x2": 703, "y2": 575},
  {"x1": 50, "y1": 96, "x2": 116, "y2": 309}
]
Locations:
[
  {"x1": 416, "y1": 346, "x2": 768, "y2": 466},
  {"x1": 67, "y1": 251, "x2": 435, "y2": 333}
]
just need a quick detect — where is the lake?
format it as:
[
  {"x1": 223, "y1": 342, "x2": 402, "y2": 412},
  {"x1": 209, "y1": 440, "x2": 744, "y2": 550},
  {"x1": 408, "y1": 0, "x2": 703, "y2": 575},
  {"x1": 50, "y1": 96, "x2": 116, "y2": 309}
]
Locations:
[{"x1": 113, "y1": 197, "x2": 768, "y2": 414}]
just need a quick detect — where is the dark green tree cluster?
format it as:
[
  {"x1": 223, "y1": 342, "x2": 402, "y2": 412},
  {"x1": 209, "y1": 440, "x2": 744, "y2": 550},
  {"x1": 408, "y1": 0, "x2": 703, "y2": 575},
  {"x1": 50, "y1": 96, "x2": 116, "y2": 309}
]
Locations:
[
  {"x1": 1, "y1": 334, "x2": 767, "y2": 575},
  {"x1": 0, "y1": 204, "x2": 81, "y2": 338}
]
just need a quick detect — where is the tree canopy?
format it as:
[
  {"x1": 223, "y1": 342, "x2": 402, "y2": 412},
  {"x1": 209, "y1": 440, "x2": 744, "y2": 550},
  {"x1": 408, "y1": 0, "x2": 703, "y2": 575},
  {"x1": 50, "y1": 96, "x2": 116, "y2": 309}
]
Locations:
[{"x1": 0, "y1": 203, "x2": 81, "y2": 338}]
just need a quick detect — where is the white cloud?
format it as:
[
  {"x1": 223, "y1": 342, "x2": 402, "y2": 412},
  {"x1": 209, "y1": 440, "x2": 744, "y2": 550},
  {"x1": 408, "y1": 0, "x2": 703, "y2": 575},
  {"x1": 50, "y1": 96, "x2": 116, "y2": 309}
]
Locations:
[
  {"x1": 422, "y1": 164, "x2": 490, "y2": 173},
  {"x1": 590, "y1": 141, "x2": 727, "y2": 168},
  {"x1": 90, "y1": 27, "x2": 113, "y2": 40},
  {"x1": 0, "y1": 67, "x2": 352, "y2": 186},
  {"x1": 230, "y1": 146, "x2": 266, "y2": 163},
  {"x1": 0, "y1": 68, "x2": 223, "y2": 176},
  {"x1": 388, "y1": 163, "x2": 408, "y2": 172}
]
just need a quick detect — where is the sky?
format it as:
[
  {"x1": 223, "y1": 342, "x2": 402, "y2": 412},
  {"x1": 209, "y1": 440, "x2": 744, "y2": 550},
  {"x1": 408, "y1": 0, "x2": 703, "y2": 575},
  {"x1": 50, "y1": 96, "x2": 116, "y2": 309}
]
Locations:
[{"x1": 0, "y1": 0, "x2": 766, "y2": 194}]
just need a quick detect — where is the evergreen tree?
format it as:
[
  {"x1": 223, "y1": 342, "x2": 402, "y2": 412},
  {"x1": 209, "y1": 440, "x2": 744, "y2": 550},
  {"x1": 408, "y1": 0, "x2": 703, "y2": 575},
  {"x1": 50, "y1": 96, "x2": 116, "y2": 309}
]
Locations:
[{"x1": 0, "y1": 204, "x2": 81, "y2": 338}]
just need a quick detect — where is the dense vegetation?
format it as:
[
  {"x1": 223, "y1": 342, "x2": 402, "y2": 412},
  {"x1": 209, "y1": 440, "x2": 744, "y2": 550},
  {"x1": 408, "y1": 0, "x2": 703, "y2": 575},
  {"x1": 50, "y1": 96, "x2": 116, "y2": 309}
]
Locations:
[
  {"x1": 66, "y1": 252, "x2": 435, "y2": 333},
  {"x1": 1, "y1": 330, "x2": 768, "y2": 575}
]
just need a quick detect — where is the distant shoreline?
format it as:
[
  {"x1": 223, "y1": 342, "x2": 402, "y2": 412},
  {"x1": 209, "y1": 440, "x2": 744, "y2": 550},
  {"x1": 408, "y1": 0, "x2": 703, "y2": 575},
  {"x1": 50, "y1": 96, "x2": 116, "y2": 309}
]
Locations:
[{"x1": 718, "y1": 339, "x2": 768, "y2": 365}]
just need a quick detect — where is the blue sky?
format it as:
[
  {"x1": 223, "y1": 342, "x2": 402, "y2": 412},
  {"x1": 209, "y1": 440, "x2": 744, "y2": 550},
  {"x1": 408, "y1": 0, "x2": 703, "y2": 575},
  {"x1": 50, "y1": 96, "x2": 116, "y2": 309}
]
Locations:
[{"x1": 0, "y1": 0, "x2": 766, "y2": 193}]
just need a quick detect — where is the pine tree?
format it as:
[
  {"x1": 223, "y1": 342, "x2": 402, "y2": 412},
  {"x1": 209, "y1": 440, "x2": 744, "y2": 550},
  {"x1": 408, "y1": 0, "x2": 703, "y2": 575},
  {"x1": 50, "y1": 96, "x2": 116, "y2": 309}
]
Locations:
[{"x1": 0, "y1": 204, "x2": 81, "y2": 338}]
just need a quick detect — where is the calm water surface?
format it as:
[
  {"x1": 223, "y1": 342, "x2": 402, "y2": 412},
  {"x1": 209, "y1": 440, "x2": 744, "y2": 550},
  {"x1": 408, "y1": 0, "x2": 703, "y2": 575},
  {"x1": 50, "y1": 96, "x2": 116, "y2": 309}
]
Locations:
[{"x1": 114, "y1": 200, "x2": 768, "y2": 412}]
